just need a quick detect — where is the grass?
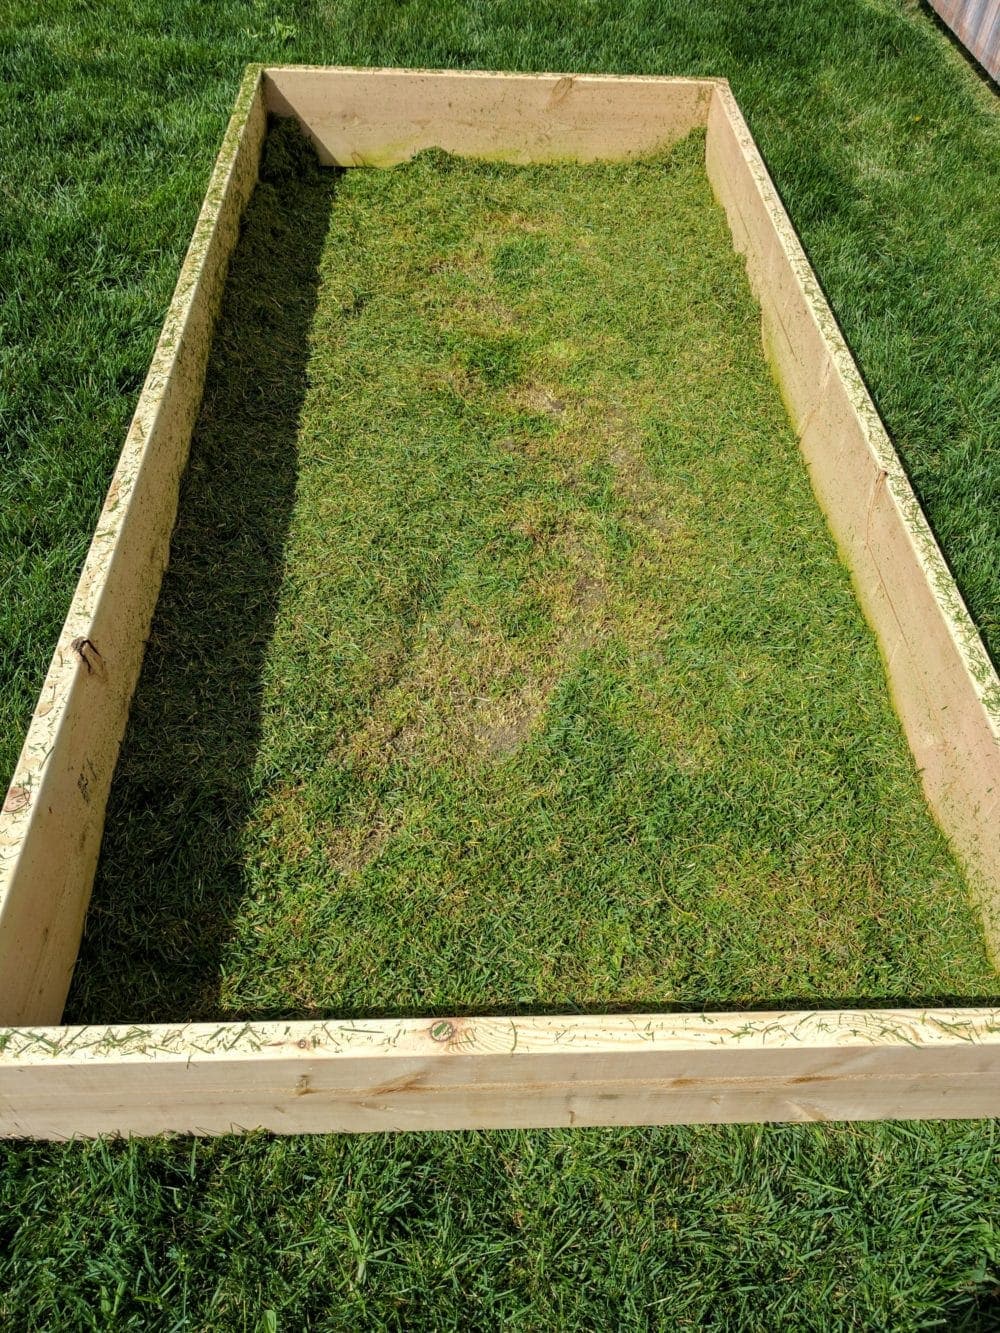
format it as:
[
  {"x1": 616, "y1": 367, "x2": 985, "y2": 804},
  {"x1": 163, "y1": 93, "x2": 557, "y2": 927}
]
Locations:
[
  {"x1": 3, "y1": 1123, "x2": 999, "y2": 1329},
  {"x1": 65, "y1": 121, "x2": 994, "y2": 1023},
  {"x1": 2, "y1": 0, "x2": 999, "y2": 1326}
]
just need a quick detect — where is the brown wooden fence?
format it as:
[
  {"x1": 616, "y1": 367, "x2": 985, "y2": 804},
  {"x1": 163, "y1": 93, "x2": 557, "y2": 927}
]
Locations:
[{"x1": 929, "y1": 0, "x2": 1000, "y2": 79}]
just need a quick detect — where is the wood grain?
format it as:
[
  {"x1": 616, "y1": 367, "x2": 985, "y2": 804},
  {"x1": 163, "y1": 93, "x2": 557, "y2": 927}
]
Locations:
[
  {"x1": 928, "y1": 0, "x2": 1000, "y2": 80},
  {"x1": 1, "y1": 1010, "x2": 997, "y2": 1138},
  {"x1": 263, "y1": 66, "x2": 717, "y2": 165}
]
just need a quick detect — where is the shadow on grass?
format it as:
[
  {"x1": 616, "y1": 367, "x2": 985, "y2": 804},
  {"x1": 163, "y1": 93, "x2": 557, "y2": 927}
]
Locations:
[
  {"x1": 64, "y1": 120, "x2": 339, "y2": 1024},
  {"x1": 208, "y1": 992, "x2": 1000, "y2": 1024}
]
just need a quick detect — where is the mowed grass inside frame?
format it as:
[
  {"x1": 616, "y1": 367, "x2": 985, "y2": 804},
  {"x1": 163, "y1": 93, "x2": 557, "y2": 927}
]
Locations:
[{"x1": 65, "y1": 120, "x2": 996, "y2": 1024}]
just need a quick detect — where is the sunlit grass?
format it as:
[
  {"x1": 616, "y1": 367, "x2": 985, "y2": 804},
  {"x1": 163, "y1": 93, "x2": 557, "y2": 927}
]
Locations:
[{"x1": 3, "y1": 3, "x2": 999, "y2": 1327}]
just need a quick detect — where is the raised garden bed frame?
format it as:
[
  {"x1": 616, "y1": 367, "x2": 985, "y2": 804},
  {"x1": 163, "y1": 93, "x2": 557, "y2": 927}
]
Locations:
[{"x1": 1, "y1": 67, "x2": 998, "y2": 1138}]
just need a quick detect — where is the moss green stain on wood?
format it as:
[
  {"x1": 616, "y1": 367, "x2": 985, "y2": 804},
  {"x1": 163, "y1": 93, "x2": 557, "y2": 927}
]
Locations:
[{"x1": 68, "y1": 122, "x2": 997, "y2": 1023}]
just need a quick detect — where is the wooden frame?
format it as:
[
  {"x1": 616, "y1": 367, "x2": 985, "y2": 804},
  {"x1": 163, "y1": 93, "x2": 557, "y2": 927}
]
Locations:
[{"x1": 1, "y1": 66, "x2": 997, "y2": 1137}]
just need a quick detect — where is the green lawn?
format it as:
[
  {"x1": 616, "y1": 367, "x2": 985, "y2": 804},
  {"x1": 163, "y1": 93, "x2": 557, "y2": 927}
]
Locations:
[{"x1": 2, "y1": 0, "x2": 999, "y2": 1326}]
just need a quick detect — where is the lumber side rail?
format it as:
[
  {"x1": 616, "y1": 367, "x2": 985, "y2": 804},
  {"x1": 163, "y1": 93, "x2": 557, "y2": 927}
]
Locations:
[
  {"x1": 0, "y1": 66, "x2": 269, "y2": 1023},
  {"x1": 703, "y1": 83, "x2": 1000, "y2": 955},
  {"x1": 1, "y1": 1010, "x2": 997, "y2": 1138}
]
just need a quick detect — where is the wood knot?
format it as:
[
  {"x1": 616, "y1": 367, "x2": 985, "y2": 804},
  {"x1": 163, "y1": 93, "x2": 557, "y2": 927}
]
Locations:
[
  {"x1": 3, "y1": 785, "x2": 30, "y2": 815},
  {"x1": 550, "y1": 75, "x2": 575, "y2": 105},
  {"x1": 71, "y1": 637, "x2": 105, "y2": 676}
]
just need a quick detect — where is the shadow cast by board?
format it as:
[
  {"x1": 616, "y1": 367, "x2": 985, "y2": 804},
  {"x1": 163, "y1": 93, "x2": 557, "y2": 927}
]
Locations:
[
  {"x1": 64, "y1": 123, "x2": 341, "y2": 1025},
  {"x1": 196, "y1": 991, "x2": 1000, "y2": 1025}
]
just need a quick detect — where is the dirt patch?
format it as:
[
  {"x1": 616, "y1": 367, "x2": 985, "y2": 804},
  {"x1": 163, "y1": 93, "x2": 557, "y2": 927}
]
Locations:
[
  {"x1": 325, "y1": 807, "x2": 401, "y2": 876},
  {"x1": 515, "y1": 385, "x2": 568, "y2": 418}
]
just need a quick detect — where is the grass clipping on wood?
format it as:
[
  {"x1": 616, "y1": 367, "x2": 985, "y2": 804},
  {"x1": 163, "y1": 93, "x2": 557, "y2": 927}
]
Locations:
[{"x1": 69, "y1": 120, "x2": 997, "y2": 1023}]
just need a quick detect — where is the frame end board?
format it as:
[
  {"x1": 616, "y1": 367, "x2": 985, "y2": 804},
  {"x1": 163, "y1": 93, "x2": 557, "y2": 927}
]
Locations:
[
  {"x1": 0, "y1": 1011, "x2": 998, "y2": 1138},
  {"x1": 262, "y1": 66, "x2": 719, "y2": 166}
]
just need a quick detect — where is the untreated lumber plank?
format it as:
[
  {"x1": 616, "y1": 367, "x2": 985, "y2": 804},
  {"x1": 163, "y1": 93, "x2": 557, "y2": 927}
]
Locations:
[
  {"x1": 1, "y1": 1010, "x2": 997, "y2": 1138},
  {"x1": 0, "y1": 68, "x2": 268, "y2": 1024},
  {"x1": 704, "y1": 83, "x2": 1000, "y2": 959},
  {"x1": 262, "y1": 66, "x2": 718, "y2": 165}
]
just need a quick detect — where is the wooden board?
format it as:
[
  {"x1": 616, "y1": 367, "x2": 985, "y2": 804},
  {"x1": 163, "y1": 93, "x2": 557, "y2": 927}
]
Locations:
[
  {"x1": 0, "y1": 68, "x2": 268, "y2": 1024},
  {"x1": 263, "y1": 67, "x2": 716, "y2": 165},
  {"x1": 1, "y1": 1010, "x2": 997, "y2": 1138},
  {"x1": 704, "y1": 84, "x2": 1000, "y2": 957}
]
